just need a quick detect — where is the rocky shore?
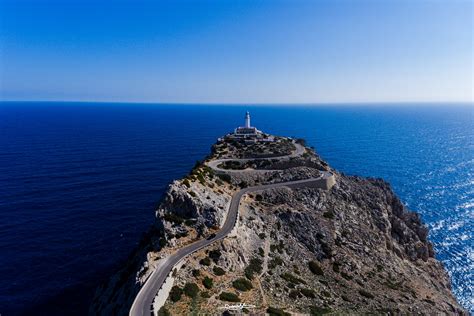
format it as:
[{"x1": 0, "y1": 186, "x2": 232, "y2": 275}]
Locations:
[{"x1": 90, "y1": 136, "x2": 466, "y2": 315}]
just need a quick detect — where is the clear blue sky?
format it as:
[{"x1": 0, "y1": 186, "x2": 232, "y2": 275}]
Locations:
[{"x1": 0, "y1": 0, "x2": 472, "y2": 103}]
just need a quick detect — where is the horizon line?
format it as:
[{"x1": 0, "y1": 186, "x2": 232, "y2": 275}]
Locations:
[{"x1": 1, "y1": 100, "x2": 473, "y2": 107}]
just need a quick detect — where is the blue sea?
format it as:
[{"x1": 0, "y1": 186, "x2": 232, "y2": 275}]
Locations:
[{"x1": 0, "y1": 102, "x2": 472, "y2": 314}]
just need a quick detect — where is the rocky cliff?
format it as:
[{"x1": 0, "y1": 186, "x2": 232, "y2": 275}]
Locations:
[{"x1": 90, "y1": 137, "x2": 466, "y2": 315}]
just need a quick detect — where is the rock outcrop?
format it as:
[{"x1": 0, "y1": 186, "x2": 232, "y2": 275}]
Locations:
[{"x1": 90, "y1": 136, "x2": 466, "y2": 315}]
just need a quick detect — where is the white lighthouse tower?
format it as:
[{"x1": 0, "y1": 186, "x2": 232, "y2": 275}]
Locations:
[
  {"x1": 245, "y1": 111, "x2": 251, "y2": 128},
  {"x1": 230, "y1": 111, "x2": 267, "y2": 142}
]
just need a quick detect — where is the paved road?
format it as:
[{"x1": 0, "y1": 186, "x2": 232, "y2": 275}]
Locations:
[
  {"x1": 206, "y1": 142, "x2": 306, "y2": 172},
  {"x1": 130, "y1": 175, "x2": 332, "y2": 316},
  {"x1": 130, "y1": 141, "x2": 330, "y2": 316}
]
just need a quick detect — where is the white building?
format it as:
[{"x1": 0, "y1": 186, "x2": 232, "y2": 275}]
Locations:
[
  {"x1": 226, "y1": 111, "x2": 274, "y2": 143},
  {"x1": 233, "y1": 111, "x2": 261, "y2": 137}
]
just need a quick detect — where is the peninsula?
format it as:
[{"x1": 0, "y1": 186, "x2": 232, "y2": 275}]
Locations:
[{"x1": 91, "y1": 113, "x2": 465, "y2": 315}]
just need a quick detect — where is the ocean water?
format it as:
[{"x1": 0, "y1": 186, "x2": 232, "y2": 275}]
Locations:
[{"x1": 0, "y1": 102, "x2": 472, "y2": 314}]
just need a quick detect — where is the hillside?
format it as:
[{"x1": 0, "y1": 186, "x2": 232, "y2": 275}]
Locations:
[{"x1": 90, "y1": 135, "x2": 466, "y2": 315}]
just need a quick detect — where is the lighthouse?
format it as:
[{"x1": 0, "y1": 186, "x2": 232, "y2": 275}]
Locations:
[
  {"x1": 245, "y1": 111, "x2": 251, "y2": 128},
  {"x1": 229, "y1": 111, "x2": 272, "y2": 143}
]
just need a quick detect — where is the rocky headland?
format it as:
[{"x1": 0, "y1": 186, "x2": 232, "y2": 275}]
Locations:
[{"x1": 90, "y1": 134, "x2": 466, "y2": 315}]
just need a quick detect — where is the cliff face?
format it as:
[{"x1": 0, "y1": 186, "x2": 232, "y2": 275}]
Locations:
[{"x1": 90, "y1": 138, "x2": 465, "y2": 315}]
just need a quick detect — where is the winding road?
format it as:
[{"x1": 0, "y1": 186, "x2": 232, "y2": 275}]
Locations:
[{"x1": 129, "y1": 141, "x2": 334, "y2": 316}]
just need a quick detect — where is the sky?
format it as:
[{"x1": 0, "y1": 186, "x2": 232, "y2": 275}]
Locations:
[{"x1": 0, "y1": 0, "x2": 472, "y2": 104}]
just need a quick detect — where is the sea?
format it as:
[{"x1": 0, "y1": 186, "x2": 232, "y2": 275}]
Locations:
[{"x1": 0, "y1": 102, "x2": 472, "y2": 314}]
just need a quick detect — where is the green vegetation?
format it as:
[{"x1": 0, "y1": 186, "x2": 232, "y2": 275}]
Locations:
[
  {"x1": 280, "y1": 272, "x2": 306, "y2": 285},
  {"x1": 217, "y1": 173, "x2": 231, "y2": 183},
  {"x1": 232, "y1": 278, "x2": 253, "y2": 291},
  {"x1": 184, "y1": 218, "x2": 196, "y2": 226},
  {"x1": 255, "y1": 194, "x2": 263, "y2": 201},
  {"x1": 158, "y1": 307, "x2": 171, "y2": 316},
  {"x1": 213, "y1": 266, "x2": 225, "y2": 276},
  {"x1": 183, "y1": 179, "x2": 191, "y2": 188},
  {"x1": 197, "y1": 173, "x2": 206, "y2": 185},
  {"x1": 267, "y1": 306, "x2": 291, "y2": 316},
  {"x1": 359, "y1": 289, "x2": 375, "y2": 299},
  {"x1": 308, "y1": 261, "x2": 324, "y2": 275},
  {"x1": 183, "y1": 282, "x2": 199, "y2": 298},
  {"x1": 258, "y1": 232, "x2": 266, "y2": 239},
  {"x1": 201, "y1": 291, "x2": 211, "y2": 298},
  {"x1": 219, "y1": 292, "x2": 240, "y2": 302},
  {"x1": 309, "y1": 306, "x2": 332, "y2": 315},
  {"x1": 192, "y1": 269, "x2": 200, "y2": 277},
  {"x1": 320, "y1": 290, "x2": 331, "y2": 298},
  {"x1": 244, "y1": 258, "x2": 263, "y2": 280},
  {"x1": 323, "y1": 210, "x2": 335, "y2": 219},
  {"x1": 208, "y1": 249, "x2": 221, "y2": 263},
  {"x1": 332, "y1": 262, "x2": 340, "y2": 273},
  {"x1": 270, "y1": 240, "x2": 285, "y2": 254},
  {"x1": 158, "y1": 238, "x2": 167, "y2": 248},
  {"x1": 269, "y1": 256, "x2": 283, "y2": 269},
  {"x1": 239, "y1": 181, "x2": 248, "y2": 188},
  {"x1": 289, "y1": 290, "x2": 301, "y2": 299},
  {"x1": 300, "y1": 288, "x2": 315, "y2": 298},
  {"x1": 341, "y1": 271, "x2": 353, "y2": 280},
  {"x1": 384, "y1": 279, "x2": 403, "y2": 290},
  {"x1": 258, "y1": 247, "x2": 265, "y2": 257},
  {"x1": 169, "y1": 286, "x2": 183, "y2": 302},
  {"x1": 163, "y1": 212, "x2": 184, "y2": 225},
  {"x1": 202, "y1": 276, "x2": 213, "y2": 289},
  {"x1": 188, "y1": 190, "x2": 197, "y2": 197},
  {"x1": 199, "y1": 257, "x2": 211, "y2": 266}
]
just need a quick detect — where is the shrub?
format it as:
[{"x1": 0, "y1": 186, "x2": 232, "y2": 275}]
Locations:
[
  {"x1": 258, "y1": 232, "x2": 266, "y2": 239},
  {"x1": 183, "y1": 179, "x2": 191, "y2": 188},
  {"x1": 169, "y1": 286, "x2": 182, "y2": 302},
  {"x1": 309, "y1": 306, "x2": 332, "y2": 315},
  {"x1": 232, "y1": 278, "x2": 253, "y2": 291},
  {"x1": 209, "y1": 249, "x2": 221, "y2": 263},
  {"x1": 213, "y1": 266, "x2": 225, "y2": 276},
  {"x1": 323, "y1": 210, "x2": 335, "y2": 219},
  {"x1": 188, "y1": 190, "x2": 197, "y2": 197},
  {"x1": 184, "y1": 218, "x2": 196, "y2": 226},
  {"x1": 219, "y1": 292, "x2": 240, "y2": 302},
  {"x1": 197, "y1": 174, "x2": 206, "y2": 185},
  {"x1": 258, "y1": 247, "x2": 265, "y2": 257},
  {"x1": 267, "y1": 306, "x2": 290, "y2": 316},
  {"x1": 308, "y1": 261, "x2": 324, "y2": 275},
  {"x1": 281, "y1": 273, "x2": 306, "y2": 285},
  {"x1": 300, "y1": 288, "x2": 315, "y2": 298},
  {"x1": 289, "y1": 290, "x2": 301, "y2": 299},
  {"x1": 239, "y1": 181, "x2": 248, "y2": 188},
  {"x1": 332, "y1": 262, "x2": 340, "y2": 273},
  {"x1": 244, "y1": 258, "x2": 263, "y2": 280},
  {"x1": 158, "y1": 307, "x2": 171, "y2": 316},
  {"x1": 341, "y1": 271, "x2": 353, "y2": 280},
  {"x1": 158, "y1": 238, "x2": 167, "y2": 248},
  {"x1": 217, "y1": 173, "x2": 231, "y2": 183},
  {"x1": 359, "y1": 289, "x2": 374, "y2": 299},
  {"x1": 320, "y1": 290, "x2": 331, "y2": 298},
  {"x1": 269, "y1": 256, "x2": 283, "y2": 269},
  {"x1": 199, "y1": 257, "x2": 211, "y2": 266},
  {"x1": 201, "y1": 291, "x2": 210, "y2": 298},
  {"x1": 192, "y1": 269, "x2": 200, "y2": 277},
  {"x1": 163, "y1": 213, "x2": 184, "y2": 225},
  {"x1": 255, "y1": 194, "x2": 263, "y2": 201},
  {"x1": 202, "y1": 276, "x2": 213, "y2": 289},
  {"x1": 183, "y1": 282, "x2": 199, "y2": 298}
]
